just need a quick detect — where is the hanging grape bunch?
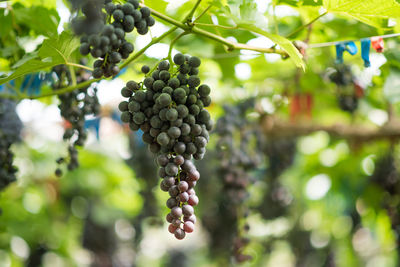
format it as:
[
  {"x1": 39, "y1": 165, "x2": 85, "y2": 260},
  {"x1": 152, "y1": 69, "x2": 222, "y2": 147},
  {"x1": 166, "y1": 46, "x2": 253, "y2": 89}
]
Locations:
[
  {"x1": 71, "y1": 0, "x2": 155, "y2": 78},
  {"x1": 212, "y1": 99, "x2": 263, "y2": 262},
  {"x1": 258, "y1": 138, "x2": 295, "y2": 220},
  {"x1": 119, "y1": 53, "x2": 213, "y2": 239},
  {"x1": 52, "y1": 64, "x2": 101, "y2": 176},
  {"x1": 0, "y1": 99, "x2": 22, "y2": 191},
  {"x1": 327, "y1": 64, "x2": 359, "y2": 113}
]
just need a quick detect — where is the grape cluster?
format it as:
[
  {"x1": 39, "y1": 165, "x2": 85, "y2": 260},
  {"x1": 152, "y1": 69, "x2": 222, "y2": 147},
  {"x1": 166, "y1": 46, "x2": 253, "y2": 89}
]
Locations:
[
  {"x1": 264, "y1": 138, "x2": 296, "y2": 179},
  {"x1": 370, "y1": 153, "x2": 400, "y2": 243},
  {"x1": 327, "y1": 64, "x2": 359, "y2": 113},
  {"x1": 0, "y1": 99, "x2": 22, "y2": 191},
  {"x1": 52, "y1": 64, "x2": 101, "y2": 176},
  {"x1": 118, "y1": 54, "x2": 213, "y2": 239},
  {"x1": 338, "y1": 94, "x2": 358, "y2": 113},
  {"x1": 327, "y1": 64, "x2": 354, "y2": 86},
  {"x1": 215, "y1": 99, "x2": 263, "y2": 203},
  {"x1": 258, "y1": 138, "x2": 295, "y2": 220},
  {"x1": 71, "y1": 0, "x2": 155, "y2": 78},
  {"x1": 211, "y1": 99, "x2": 263, "y2": 262}
]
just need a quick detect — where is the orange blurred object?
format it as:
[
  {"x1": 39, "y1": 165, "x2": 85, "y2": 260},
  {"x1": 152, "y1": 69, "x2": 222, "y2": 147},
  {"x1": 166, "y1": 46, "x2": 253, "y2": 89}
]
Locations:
[
  {"x1": 290, "y1": 93, "x2": 313, "y2": 121},
  {"x1": 371, "y1": 37, "x2": 384, "y2": 53}
]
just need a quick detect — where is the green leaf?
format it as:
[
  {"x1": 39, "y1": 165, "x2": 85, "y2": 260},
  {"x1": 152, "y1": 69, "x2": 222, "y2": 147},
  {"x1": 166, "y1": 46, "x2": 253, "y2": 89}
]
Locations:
[
  {"x1": 323, "y1": 0, "x2": 400, "y2": 28},
  {"x1": 10, "y1": 0, "x2": 56, "y2": 9},
  {"x1": 0, "y1": 32, "x2": 79, "y2": 85},
  {"x1": 238, "y1": 24, "x2": 305, "y2": 70},
  {"x1": 301, "y1": 0, "x2": 323, "y2": 6},
  {"x1": 239, "y1": 1, "x2": 258, "y2": 22},
  {"x1": 0, "y1": 10, "x2": 13, "y2": 37},
  {"x1": 212, "y1": 0, "x2": 304, "y2": 69},
  {"x1": 13, "y1": 4, "x2": 60, "y2": 37},
  {"x1": 11, "y1": 52, "x2": 39, "y2": 69},
  {"x1": 276, "y1": 0, "x2": 300, "y2": 6}
]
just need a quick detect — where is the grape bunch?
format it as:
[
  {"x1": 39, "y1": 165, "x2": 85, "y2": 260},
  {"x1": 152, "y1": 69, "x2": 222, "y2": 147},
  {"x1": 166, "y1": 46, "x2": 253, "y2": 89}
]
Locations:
[
  {"x1": 0, "y1": 98, "x2": 23, "y2": 191},
  {"x1": 215, "y1": 99, "x2": 263, "y2": 203},
  {"x1": 327, "y1": 64, "x2": 359, "y2": 113},
  {"x1": 258, "y1": 138, "x2": 295, "y2": 220},
  {"x1": 327, "y1": 64, "x2": 354, "y2": 86},
  {"x1": 211, "y1": 99, "x2": 264, "y2": 262},
  {"x1": 118, "y1": 54, "x2": 213, "y2": 239},
  {"x1": 370, "y1": 152, "x2": 400, "y2": 243},
  {"x1": 71, "y1": 0, "x2": 155, "y2": 78},
  {"x1": 338, "y1": 94, "x2": 358, "y2": 113},
  {"x1": 52, "y1": 64, "x2": 101, "y2": 176}
]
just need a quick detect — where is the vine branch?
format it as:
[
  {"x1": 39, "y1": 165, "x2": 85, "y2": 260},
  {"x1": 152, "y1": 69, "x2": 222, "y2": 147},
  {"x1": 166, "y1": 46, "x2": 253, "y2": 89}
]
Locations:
[
  {"x1": 144, "y1": 5, "x2": 288, "y2": 56},
  {"x1": 261, "y1": 116, "x2": 400, "y2": 142},
  {"x1": 29, "y1": 78, "x2": 101, "y2": 100},
  {"x1": 120, "y1": 26, "x2": 178, "y2": 69},
  {"x1": 193, "y1": 4, "x2": 212, "y2": 23},
  {"x1": 185, "y1": 0, "x2": 202, "y2": 22},
  {"x1": 286, "y1": 12, "x2": 327, "y2": 38},
  {"x1": 193, "y1": 22, "x2": 238, "y2": 30},
  {"x1": 168, "y1": 31, "x2": 189, "y2": 65}
]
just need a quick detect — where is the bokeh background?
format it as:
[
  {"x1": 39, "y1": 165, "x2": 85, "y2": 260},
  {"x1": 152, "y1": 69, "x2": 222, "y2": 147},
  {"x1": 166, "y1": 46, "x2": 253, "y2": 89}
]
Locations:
[{"x1": 1, "y1": 0, "x2": 400, "y2": 266}]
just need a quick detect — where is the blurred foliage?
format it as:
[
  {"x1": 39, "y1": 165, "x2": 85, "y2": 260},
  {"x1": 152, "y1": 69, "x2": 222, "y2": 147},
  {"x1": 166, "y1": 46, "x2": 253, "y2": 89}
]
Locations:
[{"x1": 0, "y1": 0, "x2": 400, "y2": 266}]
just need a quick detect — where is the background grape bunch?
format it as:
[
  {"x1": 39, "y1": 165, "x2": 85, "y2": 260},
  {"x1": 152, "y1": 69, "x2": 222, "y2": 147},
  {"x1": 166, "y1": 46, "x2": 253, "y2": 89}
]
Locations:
[
  {"x1": 0, "y1": 99, "x2": 22, "y2": 191},
  {"x1": 118, "y1": 54, "x2": 213, "y2": 239},
  {"x1": 71, "y1": 0, "x2": 155, "y2": 78},
  {"x1": 51, "y1": 64, "x2": 101, "y2": 176},
  {"x1": 327, "y1": 65, "x2": 359, "y2": 113},
  {"x1": 212, "y1": 99, "x2": 264, "y2": 262}
]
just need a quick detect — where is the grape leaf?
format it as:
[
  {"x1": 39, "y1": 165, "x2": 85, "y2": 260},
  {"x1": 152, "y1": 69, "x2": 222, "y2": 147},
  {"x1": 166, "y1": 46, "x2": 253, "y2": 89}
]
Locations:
[
  {"x1": 0, "y1": 10, "x2": 13, "y2": 37},
  {"x1": 302, "y1": 0, "x2": 323, "y2": 6},
  {"x1": 12, "y1": 4, "x2": 60, "y2": 37},
  {"x1": 323, "y1": 0, "x2": 400, "y2": 28},
  {"x1": 212, "y1": 0, "x2": 305, "y2": 69},
  {"x1": 239, "y1": 24, "x2": 305, "y2": 70},
  {"x1": 0, "y1": 32, "x2": 79, "y2": 85}
]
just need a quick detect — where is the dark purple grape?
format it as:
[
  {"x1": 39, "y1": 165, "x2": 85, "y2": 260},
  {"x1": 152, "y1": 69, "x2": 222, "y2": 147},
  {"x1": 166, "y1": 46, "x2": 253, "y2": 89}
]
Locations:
[{"x1": 174, "y1": 228, "x2": 186, "y2": 240}]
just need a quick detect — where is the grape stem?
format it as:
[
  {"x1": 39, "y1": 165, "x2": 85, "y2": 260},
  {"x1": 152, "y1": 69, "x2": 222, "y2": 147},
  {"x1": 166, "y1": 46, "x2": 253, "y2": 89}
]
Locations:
[
  {"x1": 68, "y1": 65, "x2": 77, "y2": 86},
  {"x1": 66, "y1": 62, "x2": 93, "y2": 71},
  {"x1": 144, "y1": 4, "x2": 287, "y2": 56},
  {"x1": 29, "y1": 78, "x2": 101, "y2": 100},
  {"x1": 193, "y1": 22, "x2": 238, "y2": 30},
  {"x1": 285, "y1": 12, "x2": 328, "y2": 38},
  {"x1": 119, "y1": 26, "x2": 178, "y2": 69},
  {"x1": 184, "y1": 0, "x2": 202, "y2": 22},
  {"x1": 146, "y1": 57, "x2": 168, "y2": 78},
  {"x1": 167, "y1": 31, "x2": 189, "y2": 66},
  {"x1": 193, "y1": 4, "x2": 212, "y2": 23}
]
